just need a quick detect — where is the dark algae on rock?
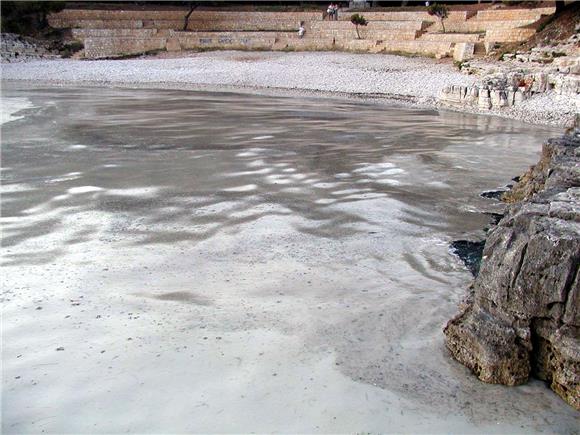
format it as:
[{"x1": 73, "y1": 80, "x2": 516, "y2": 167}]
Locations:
[
  {"x1": 444, "y1": 128, "x2": 580, "y2": 410},
  {"x1": 450, "y1": 214, "x2": 505, "y2": 277},
  {"x1": 450, "y1": 240, "x2": 486, "y2": 277}
]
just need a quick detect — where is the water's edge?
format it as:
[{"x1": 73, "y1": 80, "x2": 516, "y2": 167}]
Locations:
[{"x1": 2, "y1": 78, "x2": 571, "y2": 128}]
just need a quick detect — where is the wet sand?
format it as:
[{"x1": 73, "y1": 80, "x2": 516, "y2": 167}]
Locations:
[{"x1": 1, "y1": 82, "x2": 577, "y2": 433}]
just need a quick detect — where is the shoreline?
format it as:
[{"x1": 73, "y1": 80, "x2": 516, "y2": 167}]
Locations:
[
  {"x1": 3, "y1": 76, "x2": 572, "y2": 131},
  {"x1": 2, "y1": 51, "x2": 575, "y2": 129}
]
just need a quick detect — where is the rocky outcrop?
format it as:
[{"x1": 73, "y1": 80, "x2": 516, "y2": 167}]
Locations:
[
  {"x1": 0, "y1": 33, "x2": 60, "y2": 62},
  {"x1": 444, "y1": 130, "x2": 580, "y2": 410},
  {"x1": 441, "y1": 30, "x2": 580, "y2": 116},
  {"x1": 439, "y1": 81, "x2": 527, "y2": 111}
]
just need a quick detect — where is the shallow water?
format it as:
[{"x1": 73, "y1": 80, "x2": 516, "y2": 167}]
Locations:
[{"x1": 2, "y1": 82, "x2": 577, "y2": 433}]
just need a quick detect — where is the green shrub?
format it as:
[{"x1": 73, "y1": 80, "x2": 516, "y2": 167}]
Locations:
[
  {"x1": 350, "y1": 13, "x2": 368, "y2": 39},
  {"x1": 61, "y1": 40, "x2": 84, "y2": 58},
  {"x1": 427, "y1": 3, "x2": 449, "y2": 33}
]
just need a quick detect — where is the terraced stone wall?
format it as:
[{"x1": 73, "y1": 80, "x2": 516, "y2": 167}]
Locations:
[{"x1": 48, "y1": 6, "x2": 553, "y2": 59}]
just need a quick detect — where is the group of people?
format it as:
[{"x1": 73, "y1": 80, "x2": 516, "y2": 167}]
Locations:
[
  {"x1": 297, "y1": 2, "x2": 341, "y2": 38},
  {"x1": 326, "y1": 3, "x2": 340, "y2": 20}
]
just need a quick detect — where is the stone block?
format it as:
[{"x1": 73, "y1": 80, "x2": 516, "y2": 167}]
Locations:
[
  {"x1": 453, "y1": 42, "x2": 475, "y2": 62},
  {"x1": 478, "y1": 88, "x2": 491, "y2": 109},
  {"x1": 166, "y1": 37, "x2": 181, "y2": 51}
]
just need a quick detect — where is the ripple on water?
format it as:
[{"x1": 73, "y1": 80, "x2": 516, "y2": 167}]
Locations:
[{"x1": 1, "y1": 84, "x2": 573, "y2": 433}]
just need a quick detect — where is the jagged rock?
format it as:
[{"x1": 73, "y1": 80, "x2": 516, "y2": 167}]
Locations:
[
  {"x1": 1, "y1": 33, "x2": 60, "y2": 62},
  {"x1": 441, "y1": 51, "x2": 579, "y2": 111},
  {"x1": 504, "y1": 135, "x2": 580, "y2": 203},
  {"x1": 444, "y1": 131, "x2": 580, "y2": 410}
]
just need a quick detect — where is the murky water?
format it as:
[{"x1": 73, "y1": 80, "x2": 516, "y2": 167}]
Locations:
[{"x1": 2, "y1": 83, "x2": 577, "y2": 433}]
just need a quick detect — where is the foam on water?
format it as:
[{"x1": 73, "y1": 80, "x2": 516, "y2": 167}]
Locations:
[
  {"x1": 1, "y1": 97, "x2": 34, "y2": 124},
  {"x1": 1, "y1": 83, "x2": 575, "y2": 434}
]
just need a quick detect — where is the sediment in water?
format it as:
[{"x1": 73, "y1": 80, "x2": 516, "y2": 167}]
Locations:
[{"x1": 444, "y1": 129, "x2": 580, "y2": 410}]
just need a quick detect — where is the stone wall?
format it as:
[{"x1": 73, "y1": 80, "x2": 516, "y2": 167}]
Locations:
[
  {"x1": 84, "y1": 36, "x2": 167, "y2": 58},
  {"x1": 379, "y1": 40, "x2": 452, "y2": 57},
  {"x1": 49, "y1": 18, "x2": 146, "y2": 29},
  {"x1": 421, "y1": 33, "x2": 481, "y2": 43},
  {"x1": 485, "y1": 28, "x2": 537, "y2": 43},
  {"x1": 48, "y1": 6, "x2": 552, "y2": 59},
  {"x1": 444, "y1": 131, "x2": 580, "y2": 411},
  {"x1": 475, "y1": 6, "x2": 555, "y2": 21},
  {"x1": 337, "y1": 10, "x2": 475, "y2": 21},
  {"x1": 430, "y1": 19, "x2": 537, "y2": 33},
  {"x1": 171, "y1": 31, "x2": 279, "y2": 51},
  {"x1": 72, "y1": 28, "x2": 160, "y2": 38}
]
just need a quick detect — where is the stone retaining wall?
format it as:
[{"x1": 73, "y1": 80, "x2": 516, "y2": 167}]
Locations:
[
  {"x1": 380, "y1": 40, "x2": 453, "y2": 57},
  {"x1": 48, "y1": 6, "x2": 551, "y2": 58},
  {"x1": 49, "y1": 18, "x2": 146, "y2": 29},
  {"x1": 485, "y1": 28, "x2": 537, "y2": 43},
  {"x1": 310, "y1": 20, "x2": 427, "y2": 31},
  {"x1": 53, "y1": 9, "x2": 323, "y2": 21},
  {"x1": 314, "y1": 30, "x2": 419, "y2": 41},
  {"x1": 421, "y1": 33, "x2": 482, "y2": 43},
  {"x1": 84, "y1": 36, "x2": 167, "y2": 58},
  {"x1": 72, "y1": 28, "x2": 160, "y2": 38},
  {"x1": 431, "y1": 19, "x2": 536, "y2": 33},
  {"x1": 475, "y1": 6, "x2": 555, "y2": 21},
  {"x1": 338, "y1": 10, "x2": 474, "y2": 21},
  {"x1": 171, "y1": 31, "x2": 281, "y2": 51}
]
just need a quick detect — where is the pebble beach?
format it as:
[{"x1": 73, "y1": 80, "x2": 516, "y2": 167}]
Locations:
[{"x1": 2, "y1": 50, "x2": 576, "y2": 128}]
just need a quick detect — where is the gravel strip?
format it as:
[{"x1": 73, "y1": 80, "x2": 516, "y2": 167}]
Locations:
[{"x1": 1, "y1": 50, "x2": 574, "y2": 127}]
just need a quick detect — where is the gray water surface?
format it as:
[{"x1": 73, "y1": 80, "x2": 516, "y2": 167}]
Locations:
[{"x1": 2, "y1": 83, "x2": 577, "y2": 433}]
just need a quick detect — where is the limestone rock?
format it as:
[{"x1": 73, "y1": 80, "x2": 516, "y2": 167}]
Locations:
[
  {"x1": 444, "y1": 131, "x2": 580, "y2": 410},
  {"x1": 166, "y1": 38, "x2": 181, "y2": 52},
  {"x1": 453, "y1": 42, "x2": 475, "y2": 62}
]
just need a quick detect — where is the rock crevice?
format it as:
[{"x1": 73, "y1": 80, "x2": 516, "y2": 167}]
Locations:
[{"x1": 444, "y1": 130, "x2": 580, "y2": 410}]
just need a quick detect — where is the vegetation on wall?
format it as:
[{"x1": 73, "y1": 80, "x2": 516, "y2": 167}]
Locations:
[
  {"x1": 350, "y1": 13, "x2": 368, "y2": 39},
  {"x1": 427, "y1": 3, "x2": 449, "y2": 33}
]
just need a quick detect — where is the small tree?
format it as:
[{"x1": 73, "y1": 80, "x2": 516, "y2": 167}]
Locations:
[
  {"x1": 183, "y1": 2, "x2": 199, "y2": 31},
  {"x1": 427, "y1": 3, "x2": 449, "y2": 33},
  {"x1": 350, "y1": 13, "x2": 368, "y2": 40}
]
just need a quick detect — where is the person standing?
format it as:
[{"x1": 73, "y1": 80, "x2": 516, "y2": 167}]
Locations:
[
  {"x1": 298, "y1": 22, "x2": 305, "y2": 38},
  {"x1": 327, "y1": 3, "x2": 334, "y2": 20}
]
